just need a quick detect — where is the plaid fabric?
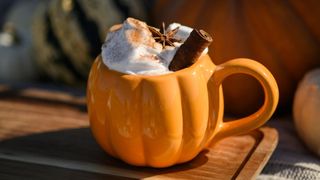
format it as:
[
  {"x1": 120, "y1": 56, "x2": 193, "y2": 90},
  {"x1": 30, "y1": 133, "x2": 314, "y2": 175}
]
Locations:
[{"x1": 258, "y1": 118, "x2": 320, "y2": 180}]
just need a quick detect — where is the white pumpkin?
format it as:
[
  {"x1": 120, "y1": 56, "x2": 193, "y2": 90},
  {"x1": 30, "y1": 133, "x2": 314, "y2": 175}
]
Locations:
[
  {"x1": 0, "y1": 1, "x2": 40, "y2": 82},
  {"x1": 293, "y1": 69, "x2": 320, "y2": 156}
]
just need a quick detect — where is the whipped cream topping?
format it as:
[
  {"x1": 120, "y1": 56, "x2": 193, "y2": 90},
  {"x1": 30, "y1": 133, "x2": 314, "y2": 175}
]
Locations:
[{"x1": 101, "y1": 18, "x2": 208, "y2": 75}]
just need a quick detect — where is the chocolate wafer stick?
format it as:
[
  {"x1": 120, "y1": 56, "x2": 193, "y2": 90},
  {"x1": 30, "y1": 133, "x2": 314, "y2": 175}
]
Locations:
[{"x1": 169, "y1": 29, "x2": 212, "y2": 71}]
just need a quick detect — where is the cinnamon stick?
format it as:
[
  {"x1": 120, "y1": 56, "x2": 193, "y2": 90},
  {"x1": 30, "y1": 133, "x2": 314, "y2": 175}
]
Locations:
[{"x1": 169, "y1": 29, "x2": 212, "y2": 71}]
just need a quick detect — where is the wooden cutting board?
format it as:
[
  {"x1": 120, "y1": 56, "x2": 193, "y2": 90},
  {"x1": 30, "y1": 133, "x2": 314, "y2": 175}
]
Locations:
[{"x1": 0, "y1": 85, "x2": 278, "y2": 180}]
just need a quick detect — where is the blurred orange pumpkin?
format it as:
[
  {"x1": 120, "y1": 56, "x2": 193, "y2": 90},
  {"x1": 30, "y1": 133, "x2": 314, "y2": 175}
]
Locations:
[{"x1": 152, "y1": 0, "x2": 320, "y2": 116}]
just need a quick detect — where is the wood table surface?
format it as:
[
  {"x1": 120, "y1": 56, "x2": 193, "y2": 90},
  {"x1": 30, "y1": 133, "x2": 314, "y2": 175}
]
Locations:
[{"x1": 0, "y1": 84, "x2": 278, "y2": 180}]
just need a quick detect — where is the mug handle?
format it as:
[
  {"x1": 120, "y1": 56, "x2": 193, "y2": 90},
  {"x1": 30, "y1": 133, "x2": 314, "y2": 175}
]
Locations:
[{"x1": 212, "y1": 58, "x2": 279, "y2": 140}]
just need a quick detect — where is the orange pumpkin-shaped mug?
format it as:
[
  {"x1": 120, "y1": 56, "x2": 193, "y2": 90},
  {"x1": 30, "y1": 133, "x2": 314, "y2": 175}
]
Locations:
[{"x1": 87, "y1": 54, "x2": 279, "y2": 168}]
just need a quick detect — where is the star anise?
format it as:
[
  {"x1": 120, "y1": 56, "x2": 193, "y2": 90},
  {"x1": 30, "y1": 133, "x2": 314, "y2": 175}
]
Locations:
[{"x1": 148, "y1": 22, "x2": 181, "y2": 48}]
